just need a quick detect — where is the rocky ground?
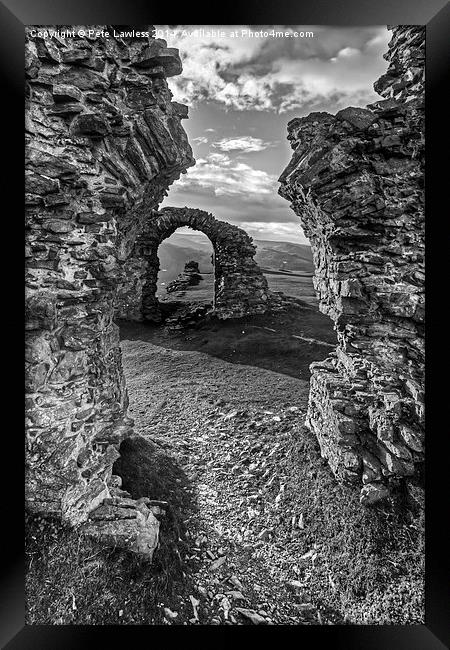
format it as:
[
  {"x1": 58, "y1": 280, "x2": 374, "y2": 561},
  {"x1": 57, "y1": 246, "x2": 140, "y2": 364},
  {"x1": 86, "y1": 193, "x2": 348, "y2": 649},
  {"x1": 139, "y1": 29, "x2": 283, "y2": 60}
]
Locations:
[{"x1": 26, "y1": 300, "x2": 424, "y2": 626}]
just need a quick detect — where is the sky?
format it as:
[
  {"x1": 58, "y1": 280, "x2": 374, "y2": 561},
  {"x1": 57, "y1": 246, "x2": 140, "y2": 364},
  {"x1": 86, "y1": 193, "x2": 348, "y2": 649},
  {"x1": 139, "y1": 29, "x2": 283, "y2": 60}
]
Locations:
[{"x1": 158, "y1": 25, "x2": 391, "y2": 244}]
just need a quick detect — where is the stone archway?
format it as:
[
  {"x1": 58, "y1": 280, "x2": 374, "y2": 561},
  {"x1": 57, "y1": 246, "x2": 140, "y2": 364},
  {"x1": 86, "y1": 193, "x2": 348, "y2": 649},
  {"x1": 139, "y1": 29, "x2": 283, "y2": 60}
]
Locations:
[
  {"x1": 135, "y1": 207, "x2": 270, "y2": 322},
  {"x1": 25, "y1": 24, "x2": 271, "y2": 544}
]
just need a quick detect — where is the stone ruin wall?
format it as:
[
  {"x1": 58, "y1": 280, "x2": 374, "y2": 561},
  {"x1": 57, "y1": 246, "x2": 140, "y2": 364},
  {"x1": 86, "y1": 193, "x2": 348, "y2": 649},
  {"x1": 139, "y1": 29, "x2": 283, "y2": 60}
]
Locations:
[
  {"x1": 25, "y1": 23, "x2": 425, "y2": 553},
  {"x1": 115, "y1": 206, "x2": 271, "y2": 322},
  {"x1": 278, "y1": 26, "x2": 425, "y2": 505},
  {"x1": 25, "y1": 25, "x2": 194, "y2": 536}
]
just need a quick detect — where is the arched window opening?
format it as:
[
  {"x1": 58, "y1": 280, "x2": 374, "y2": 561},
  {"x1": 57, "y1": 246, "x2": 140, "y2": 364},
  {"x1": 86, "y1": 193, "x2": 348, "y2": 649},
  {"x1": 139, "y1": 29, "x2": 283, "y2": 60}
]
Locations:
[{"x1": 157, "y1": 227, "x2": 215, "y2": 320}]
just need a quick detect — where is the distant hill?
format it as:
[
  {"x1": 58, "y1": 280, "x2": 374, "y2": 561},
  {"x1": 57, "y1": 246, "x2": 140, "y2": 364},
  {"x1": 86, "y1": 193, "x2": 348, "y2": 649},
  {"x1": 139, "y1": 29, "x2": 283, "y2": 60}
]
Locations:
[
  {"x1": 157, "y1": 233, "x2": 313, "y2": 289},
  {"x1": 157, "y1": 237, "x2": 214, "y2": 288},
  {"x1": 254, "y1": 239, "x2": 313, "y2": 274}
]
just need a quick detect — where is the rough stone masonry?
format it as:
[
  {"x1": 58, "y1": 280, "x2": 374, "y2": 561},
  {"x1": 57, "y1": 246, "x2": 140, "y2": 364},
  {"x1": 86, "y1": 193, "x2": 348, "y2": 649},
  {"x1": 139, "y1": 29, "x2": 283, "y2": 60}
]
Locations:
[
  {"x1": 278, "y1": 26, "x2": 425, "y2": 505},
  {"x1": 25, "y1": 25, "x2": 195, "y2": 552},
  {"x1": 115, "y1": 206, "x2": 271, "y2": 322},
  {"x1": 25, "y1": 23, "x2": 425, "y2": 558}
]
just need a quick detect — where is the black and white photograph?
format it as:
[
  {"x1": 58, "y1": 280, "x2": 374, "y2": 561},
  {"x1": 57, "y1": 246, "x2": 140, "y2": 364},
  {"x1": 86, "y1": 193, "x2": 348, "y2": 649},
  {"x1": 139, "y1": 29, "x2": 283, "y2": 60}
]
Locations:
[{"x1": 17, "y1": 9, "x2": 438, "y2": 637}]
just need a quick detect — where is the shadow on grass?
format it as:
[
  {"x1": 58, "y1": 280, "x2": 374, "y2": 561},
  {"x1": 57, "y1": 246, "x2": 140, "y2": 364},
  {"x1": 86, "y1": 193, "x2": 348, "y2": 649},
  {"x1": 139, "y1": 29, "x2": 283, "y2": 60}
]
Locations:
[
  {"x1": 25, "y1": 433, "x2": 425, "y2": 625},
  {"x1": 113, "y1": 436, "x2": 198, "y2": 588},
  {"x1": 118, "y1": 303, "x2": 337, "y2": 381},
  {"x1": 26, "y1": 436, "x2": 200, "y2": 625}
]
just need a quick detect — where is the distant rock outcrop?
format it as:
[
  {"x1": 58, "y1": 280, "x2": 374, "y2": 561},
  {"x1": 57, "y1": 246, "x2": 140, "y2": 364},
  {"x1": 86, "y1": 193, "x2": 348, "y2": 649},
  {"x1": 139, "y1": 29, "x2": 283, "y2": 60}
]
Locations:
[
  {"x1": 166, "y1": 260, "x2": 203, "y2": 293},
  {"x1": 278, "y1": 26, "x2": 425, "y2": 505}
]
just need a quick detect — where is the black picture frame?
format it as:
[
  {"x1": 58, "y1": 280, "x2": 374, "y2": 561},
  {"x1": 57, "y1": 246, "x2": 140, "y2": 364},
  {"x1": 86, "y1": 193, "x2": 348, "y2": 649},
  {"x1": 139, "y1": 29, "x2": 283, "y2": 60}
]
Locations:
[{"x1": 3, "y1": 0, "x2": 449, "y2": 647}]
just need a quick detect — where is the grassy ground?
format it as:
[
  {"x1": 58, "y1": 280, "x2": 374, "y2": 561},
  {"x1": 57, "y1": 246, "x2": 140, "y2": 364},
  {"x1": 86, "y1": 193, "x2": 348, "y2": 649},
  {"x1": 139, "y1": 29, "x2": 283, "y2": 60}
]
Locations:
[
  {"x1": 26, "y1": 296, "x2": 424, "y2": 626},
  {"x1": 122, "y1": 302, "x2": 336, "y2": 381},
  {"x1": 26, "y1": 425, "x2": 424, "y2": 625}
]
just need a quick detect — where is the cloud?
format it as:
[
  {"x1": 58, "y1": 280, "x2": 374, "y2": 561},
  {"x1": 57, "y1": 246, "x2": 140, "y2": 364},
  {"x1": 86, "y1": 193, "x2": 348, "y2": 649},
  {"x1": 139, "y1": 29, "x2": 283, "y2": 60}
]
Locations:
[
  {"x1": 158, "y1": 25, "x2": 390, "y2": 113},
  {"x1": 212, "y1": 136, "x2": 278, "y2": 153},
  {"x1": 172, "y1": 151, "x2": 280, "y2": 201},
  {"x1": 161, "y1": 151, "x2": 308, "y2": 242},
  {"x1": 192, "y1": 136, "x2": 208, "y2": 144},
  {"x1": 239, "y1": 221, "x2": 308, "y2": 242},
  {"x1": 207, "y1": 152, "x2": 230, "y2": 164}
]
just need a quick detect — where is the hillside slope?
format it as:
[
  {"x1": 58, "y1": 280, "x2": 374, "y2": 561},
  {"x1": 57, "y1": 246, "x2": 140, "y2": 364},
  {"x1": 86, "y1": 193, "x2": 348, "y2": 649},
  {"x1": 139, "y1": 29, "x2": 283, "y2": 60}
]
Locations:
[
  {"x1": 26, "y1": 307, "x2": 424, "y2": 626},
  {"x1": 157, "y1": 233, "x2": 314, "y2": 287}
]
